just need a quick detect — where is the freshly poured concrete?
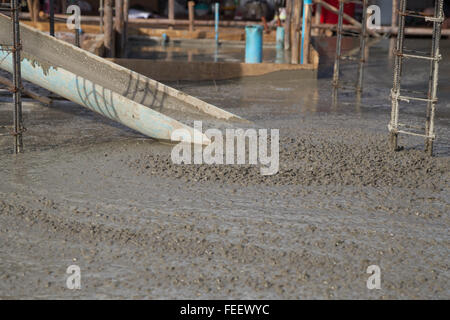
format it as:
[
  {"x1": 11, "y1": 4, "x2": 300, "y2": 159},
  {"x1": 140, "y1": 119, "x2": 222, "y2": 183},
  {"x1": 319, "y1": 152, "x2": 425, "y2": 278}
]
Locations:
[
  {"x1": 121, "y1": 38, "x2": 319, "y2": 81},
  {"x1": 128, "y1": 37, "x2": 291, "y2": 63},
  {"x1": 0, "y1": 38, "x2": 449, "y2": 299}
]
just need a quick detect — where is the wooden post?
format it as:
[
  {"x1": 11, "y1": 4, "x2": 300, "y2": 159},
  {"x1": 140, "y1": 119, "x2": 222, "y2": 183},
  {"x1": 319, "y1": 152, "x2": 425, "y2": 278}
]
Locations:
[
  {"x1": 315, "y1": 2, "x2": 321, "y2": 25},
  {"x1": 188, "y1": 1, "x2": 195, "y2": 32},
  {"x1": 291, "y1": 0, "x2": 302, "y2": 64},
  {"x1": 313, "y1": 1, "x2": 321, "y2": 36},
  {"x1": 26, "y1": 0, "x2": 32, "y2": 21},
  {"x1": 104, "y1": 0, "x2": 114, "y2": 58},
  {"x1": 115, "y1": 0, "x2": 124, "y2": 58},
  {"x1": 168, "y1": 0, "x2": 175, "y2": 29},
  {"x1": 301, "y1": 1, "x2": 312, "y2": 64},
  {"x1": 284, "y1": 0, "x2": 292, "y2": 50},
  {"x1": 27, "y1": 0, "x2": 40, "y2": 22},
  {"x1": 122, "y1": 0, "x2": 130, "y2": 58},
  {"x1": 33, "y1": 0, "x2": 39, "y2": 22}
]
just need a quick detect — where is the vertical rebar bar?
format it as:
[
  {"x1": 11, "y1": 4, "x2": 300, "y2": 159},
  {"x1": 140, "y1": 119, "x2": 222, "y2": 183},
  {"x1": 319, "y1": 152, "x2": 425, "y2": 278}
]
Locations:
[
  {"x1": 389, "y1": 0, "x2": 407, "y2": 151},
  {"x1": 49, "y1": 0, "x2": 55, "y2": 36},
  {"x1": 75, "y1": 28, "x2": 80, "y2": 47},
  {"x1": 73, "y1": 0, "x2": 81, "y2": 48},
  {"x1": 425, "y1": 0, "x2": 444, "y2": 156},
  {"x1": 332, "y1": 0, "x2": 344, "y2": 87},
  {"x1": 11, "y1": 0, "x2": 23, "y2": 153},
  {"x1": 356, "y1": 0, "x2": 368, "y2": 92}
]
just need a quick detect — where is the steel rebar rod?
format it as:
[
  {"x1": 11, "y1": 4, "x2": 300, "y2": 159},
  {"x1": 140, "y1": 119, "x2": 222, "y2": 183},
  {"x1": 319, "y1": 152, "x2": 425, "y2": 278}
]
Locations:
[
  {"x1": 425, "y1": 0, "x2": 444, "y2": 156},
  {"x1": 49, "y1": 0, "x2": 55, "y2": 36},
  {"x1": 72, "y1": 0, "x2": 81, "y2": 48},
  {"x1": 356, "y1": 0, "x2": 368, "y2": 92},
  {"x1": 11, "y1": 0, "x2": 23, "y2": 153},
  {"x1": 389, "y1": 0, "x2": 407, "y2": 151},
  {"x1": 332, "y1": 0, "x2": 344, "y2": 87}
]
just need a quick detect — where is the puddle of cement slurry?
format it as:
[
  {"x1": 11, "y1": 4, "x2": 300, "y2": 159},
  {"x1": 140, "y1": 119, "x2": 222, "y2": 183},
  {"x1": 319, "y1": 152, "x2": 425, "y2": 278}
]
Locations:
[{"x1": 0, "y1": 37, "x2": 449, "y2": 299}]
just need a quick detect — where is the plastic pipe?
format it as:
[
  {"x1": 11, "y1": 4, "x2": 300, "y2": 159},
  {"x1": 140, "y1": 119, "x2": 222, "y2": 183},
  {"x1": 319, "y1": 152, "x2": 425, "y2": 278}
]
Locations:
[
  {"x1": 245, "y1": 25, "x2": 263, "y2": 64},
  {"x1": 276, "y1": 26, "x2": 285, "y2": 49},
  {"x1": 215, "y1": 2, "x2": 219, "y2": 45}
]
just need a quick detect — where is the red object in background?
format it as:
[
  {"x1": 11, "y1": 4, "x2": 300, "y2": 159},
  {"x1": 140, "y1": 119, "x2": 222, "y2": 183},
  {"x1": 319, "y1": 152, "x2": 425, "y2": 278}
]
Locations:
[{"x1": 320, "y1": 0, "x2": 355, "y2": 24}]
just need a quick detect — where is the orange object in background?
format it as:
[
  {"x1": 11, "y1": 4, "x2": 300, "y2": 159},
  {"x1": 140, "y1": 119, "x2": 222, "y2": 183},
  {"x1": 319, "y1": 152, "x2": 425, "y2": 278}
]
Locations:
[{"x1": 320, "y1": 0, "x2": 355, "y2": 24}]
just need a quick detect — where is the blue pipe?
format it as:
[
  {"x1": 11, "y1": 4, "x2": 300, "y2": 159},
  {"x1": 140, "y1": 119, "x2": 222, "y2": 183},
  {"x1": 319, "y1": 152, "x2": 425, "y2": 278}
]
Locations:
[
  {"x1": 161, "y1": 33, "x2": 168, "y2": 46},
  {"x1": 245, "y1": 25, "x2": 263, "y2": 64},
  {"x1": 275, "y1": 48, "x2": 285, "y2": 64},
  {"x1": 215, "y1": 2, "x2": 219, "y2": 46},
  {"x1": 276, "y1": 26, "x2": 285, "y2": 50}
]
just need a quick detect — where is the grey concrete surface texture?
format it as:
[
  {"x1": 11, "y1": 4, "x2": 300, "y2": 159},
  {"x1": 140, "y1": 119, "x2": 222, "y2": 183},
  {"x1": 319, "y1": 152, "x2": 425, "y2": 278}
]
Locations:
[{"x1": 0, "y1": 37, "x2": 449, "y2": 299}]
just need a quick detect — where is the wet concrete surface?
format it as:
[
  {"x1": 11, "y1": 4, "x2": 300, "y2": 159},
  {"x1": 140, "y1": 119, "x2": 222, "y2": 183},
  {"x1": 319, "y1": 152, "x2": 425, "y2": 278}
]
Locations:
[
  {"x1": 128, "y1": 37, "x2": 291, "y2": 64},
  {"x1": 0, "y1": 37, "x2": 449, "y2": 299}
]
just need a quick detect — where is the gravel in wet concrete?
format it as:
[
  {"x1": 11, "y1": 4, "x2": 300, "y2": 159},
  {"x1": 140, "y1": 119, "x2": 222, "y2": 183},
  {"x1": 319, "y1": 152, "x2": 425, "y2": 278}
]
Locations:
[{"x1": 0, "y1": 38, "x2": 449, "y2": 299}]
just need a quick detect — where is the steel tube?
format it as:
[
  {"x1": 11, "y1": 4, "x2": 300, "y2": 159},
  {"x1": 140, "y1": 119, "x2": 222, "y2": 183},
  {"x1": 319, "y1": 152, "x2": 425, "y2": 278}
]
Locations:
[
  {"x1": 11, "y1": 0, "x2": 23, "y2": 153},
  {"x1": 389, "y1": 0, "x2": 407, "y2": 151},
  {"x1": 356, "y1": 0, "x2": 368, "y2": 92},
  {"x1": 49, "y1": 0, "x2": 55, "y2": 36},
  {"x1": 332, "y1": 0, "x2": 344, "y2": 87},
  {"x1": 425, "y1": 0, "x2": 444, "y2": 155}
]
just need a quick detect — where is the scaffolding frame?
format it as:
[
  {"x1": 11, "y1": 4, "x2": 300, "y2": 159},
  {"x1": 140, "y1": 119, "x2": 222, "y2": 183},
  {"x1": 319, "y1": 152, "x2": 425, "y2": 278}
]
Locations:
[
  {"x1": 332, "y1": 0, "x2": 369, "y2": 92},
  {"x1": 0, "y1": 0, "x2": 24, "y2": 154},
  {"x1": 389, "y1": 0, "x2": 444, "y2": 156}
]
